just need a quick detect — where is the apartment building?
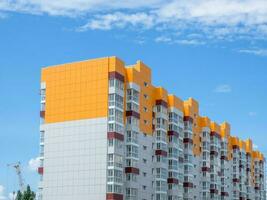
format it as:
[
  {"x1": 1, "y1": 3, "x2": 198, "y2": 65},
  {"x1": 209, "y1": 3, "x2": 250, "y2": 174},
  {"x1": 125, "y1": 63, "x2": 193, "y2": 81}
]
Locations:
[{"x1": 38, "y1": 56, "x2": 266, "y2": 200}]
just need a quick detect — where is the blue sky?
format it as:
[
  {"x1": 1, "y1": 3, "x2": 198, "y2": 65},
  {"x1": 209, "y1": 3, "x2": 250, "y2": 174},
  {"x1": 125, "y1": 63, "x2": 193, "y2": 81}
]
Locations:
[{"x1": 0, "y1": 0, "x2": 267, "y2": 199}]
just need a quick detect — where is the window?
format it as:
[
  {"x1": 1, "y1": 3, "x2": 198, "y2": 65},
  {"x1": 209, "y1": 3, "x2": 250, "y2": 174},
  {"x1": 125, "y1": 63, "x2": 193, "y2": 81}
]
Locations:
[
  {"x1": 144, "y1": 94, "x2": 148, "y2": 99},
  {"x1": 126, "y1": 145, "x2": 138, "y2": 158},
  {"x1": 126, "y1": 188, "x2": 138, "y2": 200},
  {"x1": 40, "y1": 131, "x2": 44, "y2": 143},
  {"x1": 107, "y1": 169, "x2": 123, "y2": 183},
  {"x1": 108, "y1": 138, "x2": 123, "y2": 150},
  {"x1": 144, "y1": 82, "x2": 148, "y2": 87},
  {"x1": 109, "y1": 94, "x2": 124, "y2": 109}
]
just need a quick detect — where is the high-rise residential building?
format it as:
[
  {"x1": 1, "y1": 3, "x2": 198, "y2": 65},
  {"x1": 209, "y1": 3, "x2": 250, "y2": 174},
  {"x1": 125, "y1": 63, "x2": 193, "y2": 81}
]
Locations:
[{"x1": 38, "y1": 56, "x2": 266, "y2": 200}]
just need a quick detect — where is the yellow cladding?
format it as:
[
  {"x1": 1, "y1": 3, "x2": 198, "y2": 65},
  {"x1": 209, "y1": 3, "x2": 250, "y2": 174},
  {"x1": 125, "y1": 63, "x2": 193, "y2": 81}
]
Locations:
[
  {"x1": 108, "y1": 56, "x2": 125, "y2": 75},
  {"x1": 220, "y1": 122, "x2": 230, "y2": 138},
  {"x1": 252, "y1": 151, "x2": 264, "y2": 161},
  {"x1": 167, "y1": 95, "x2": 183, "y2": 111},
  {"x1": 154, "y1": 87, "x2": 168, "y2": 101},
  {"x1": 239, "y1": 140, "x2": 246, "y2": 151},
  {"x1": 210, "y1": 121, "x2": 220, "y2": 133},
  {"x1": 41, "y1": 57, "x2": 110, "y2": 123},
  {"x1": 126, "y1": 61, "x2": 153, "y2": 134},
  {"x1": 230, "y1": 136, "x2": 239, "y2": 146},
  {"x1": 245, "y1": 139, "x2": 253, "y2": 154},
  {"x1": 183, "y1": 98, "x2": 200, "y2": 156},
  {"x1": 183, "y1": 98, "x2": 199, "y2": 117},
  {"x1": 198, "y1": 116, "x2": 211, "y2": 128}
]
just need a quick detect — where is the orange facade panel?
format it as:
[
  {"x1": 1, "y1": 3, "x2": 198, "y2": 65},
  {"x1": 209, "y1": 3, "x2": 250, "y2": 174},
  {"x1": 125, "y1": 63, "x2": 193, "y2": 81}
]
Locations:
[
  {"x1": 108, "y1": 56, "x2": 125, "y2": 76},
  {"x1": 41, "y1": 58, "x2": 110, "y2": 123},
  {"x1": 210, "y1": 122, "x2": 220, "y2": 134},
  {"x1": 126, "y1": 61, "x2": 153, "y2": 135},
  {"x1": 220, "y1": 122, "x2": 230, "y2": 138},
  {"x1": 167, "y1": 95, "x2": 183, "y2": 111},
  {"x1": 198, "y1": 116, "x2": 211, "y2": 128},
  {"x1": 245, "y1": 139, "x2": 253, "y2": 154},
  {"x1": 154, "y1": 87, "x2": 168, "y2": 102}
]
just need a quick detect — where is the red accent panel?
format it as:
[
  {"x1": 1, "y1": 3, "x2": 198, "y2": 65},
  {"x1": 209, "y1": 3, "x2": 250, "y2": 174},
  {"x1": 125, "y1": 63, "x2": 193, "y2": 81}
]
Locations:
[
  {"x1": 233, "y1": 178, "x2": 240, "y2": 183},
  {"x1": 155, "y1": 150, "x2": 167, "y2": 157},
  {"x1": 202, "y1": 167, "x2": 210, "y2": 172},
  {"x1": 210, "y1": 131, "x2": 221, "y2": 139},
  {"x1": 125, "y1": 167, "x2": 140, "y2": 175},
  {"x1": 168, "y1": 131, "x2": 179, "y2": 137},
  {"x1": 40, "y1": 111, "x2": 45, "y2": 118},
  {"x1": 221, "y1": 156, "x2": 228, "y2": 161},
  {"x1": 106, "y1": 193, "x2": 123, "y2": 200},
  {"x1": 126, "y1": 111, "x2": 140, "y2": 119},
  {"x1": 221, "y1": 192, "x2": 229, "y2": 196},
  {"x1": 183, "y1": 138, "x2": 193, "y2": 144},
  {"x1": 168, "y1": 178, "x2": 179, "y2": 184},
  {"x1": 38, "y1": 167, "x2": 43, "y2": 175},
  {"x1": 155, "y1": 100, "x2": 168, "y2": 108},
  {"x1": 108, "y1": 72, "x2": 125, "y2": 82},
  {"x1": 183, "y1": 182, "x2": 193, "y2": 188},
  {"x1": 183, "y1": 116, "x2": 193, "y2": 123},
  {"x1": 210, "y1": 189, "x2": 219, "y2": 194},
  {"x1": 232, "y1": 145, "x2": 240, "y2": 150},
  {"x1": 107, "y1": 132, "x2": 124, "y2": 141},
  {"x1": 210, "y1": 151, "x2": 219, "y2": 156}
]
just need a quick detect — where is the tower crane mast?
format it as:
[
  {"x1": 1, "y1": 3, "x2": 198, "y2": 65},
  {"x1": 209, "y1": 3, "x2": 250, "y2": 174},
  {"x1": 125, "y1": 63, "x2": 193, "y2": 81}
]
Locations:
[{"x1": 7, "y1": 162, "x2": 25, "y2": 192}]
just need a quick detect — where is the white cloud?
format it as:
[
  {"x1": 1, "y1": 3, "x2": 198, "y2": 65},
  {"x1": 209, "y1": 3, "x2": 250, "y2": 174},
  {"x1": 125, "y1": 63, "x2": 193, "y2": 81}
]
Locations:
[
  {"x1": 214, "y1": 84, "x2": 232, "y2": 93},
  {"x1": 175, "y1": 39, "x2": 205, "y2": 45},
  {"x1": 253, "y1": 144, "x2": 259, "y2": 149},
  {"x1": 155, "y1": 36, "x2": 172, "y2": 43},
  {"x1": 77, "y1": 12, "x2": 155, "y2": 31},
  {"x1": 248, "y1": 112, "x2": 257, "y2": 117},
  {"x1": 8, "y1": 193, "x2": 16, "y2": 200},
  {"x1": 1, "y1": 0, "x2": 267, "y2": 42},
  {"x1": 0, "y1": 0, "x2": 165, "y2": 16},
  {"x1": 238, "y1": 48, "x2": 267, "y2": 56},
  {"x1": 28, "y1": 157, "x2": 40, "y2": 171},
  {"x1": 0, "y1": 185, "x2": 6, "y2": 200},
  {"x1": 155, "y1": 37, "x2": 205, "y2": 46}
]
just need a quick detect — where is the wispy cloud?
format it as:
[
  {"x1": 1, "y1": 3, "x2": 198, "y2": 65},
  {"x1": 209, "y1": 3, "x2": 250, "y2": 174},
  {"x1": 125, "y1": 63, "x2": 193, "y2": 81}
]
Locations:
[
  {"x1": 1, "y1": 0, "x2": 267, "y2": 43},
  {"x1": 248, "y1": 112, "x2": 257, "y2": 117},
  {"x1": 155, "y1": 37, "x2": 205, "y2": 46},
  {"x1": 155, "y1": 36, "x2": 172, "y2": 43},
  {"x1": 0, "y1": 185, "x2": 6, "y2": 200},
  {"x1": 175, "y1": 39, "x2": 206, "y2": 46},
  {"x1": 238, "y1": 48, "x2": 267, "y2": 56},
  {"x1": 214, "y1": 84, "x2": 232, "y2": 93},
  {"x1": 28, "y1": 157, "x2": 40, "y2": 171},
  {"x1": 77, "y1": 12, "x2": 155, "y2": 31}
]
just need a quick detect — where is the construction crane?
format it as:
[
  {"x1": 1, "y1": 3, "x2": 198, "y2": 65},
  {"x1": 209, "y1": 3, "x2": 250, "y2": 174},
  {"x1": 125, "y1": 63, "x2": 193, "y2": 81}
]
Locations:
[{"x1": 7, "y1": 162, "x2": 25, "y2": 193}]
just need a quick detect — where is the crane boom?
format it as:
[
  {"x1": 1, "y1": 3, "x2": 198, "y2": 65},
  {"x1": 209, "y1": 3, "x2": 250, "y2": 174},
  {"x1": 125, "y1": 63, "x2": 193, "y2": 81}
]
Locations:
[{"x1": 7, "y1": 162, "x2": 25, "y2": 192}]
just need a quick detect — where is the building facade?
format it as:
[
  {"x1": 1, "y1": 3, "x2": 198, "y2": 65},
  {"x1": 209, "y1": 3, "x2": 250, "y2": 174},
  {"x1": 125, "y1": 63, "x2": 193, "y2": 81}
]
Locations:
[{"x1": 38, "y1": 57, "x2": 266, "y2": 200}]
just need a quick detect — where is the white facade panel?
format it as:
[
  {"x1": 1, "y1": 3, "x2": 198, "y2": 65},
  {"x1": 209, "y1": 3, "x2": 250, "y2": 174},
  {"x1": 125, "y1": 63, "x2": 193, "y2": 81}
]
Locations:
[{"x1": 42, "y1": 118, "x2": 107, "y2": 200}]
